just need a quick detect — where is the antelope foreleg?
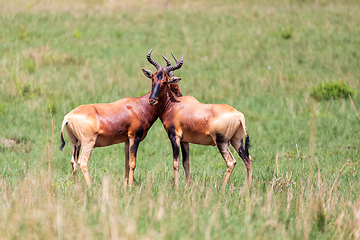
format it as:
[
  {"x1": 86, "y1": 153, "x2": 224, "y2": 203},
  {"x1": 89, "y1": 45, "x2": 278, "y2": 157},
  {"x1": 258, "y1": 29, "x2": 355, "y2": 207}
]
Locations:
[
  {"x1": 124, "y1": 140, "x2": 130, "y2": 186},
  {"x1": 180, "y1": 142, "x2": 190, "y2": 186},
  {"x1": 128, "y1": 137, "x2": 140, "y2": 186},
  {"x1": 168, "y1": 128, "x2": 181, "y2": 187}
]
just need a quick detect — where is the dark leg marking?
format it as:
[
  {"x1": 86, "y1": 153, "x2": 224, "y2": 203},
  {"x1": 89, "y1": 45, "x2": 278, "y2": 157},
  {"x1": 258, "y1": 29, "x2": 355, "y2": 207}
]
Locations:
[
  {"x1": 180, "y1": 142, "x2": 189, "y2": 166},
  {"x1": 216, "y1": 133, "x2": 232, "y2": 159},
  {"x1": 130, "y1": 127, "x2": 144, "y2": 158},
  {"x1": 238, "y1": 134, "x2": 251, "y2": 162},
  {"x1": 216, "y1": 133, "x2": 229, "y2": 145},
  {"x1": 216, "y1": 133, "x2": 237, "y2": 186},
  {"x1": 76, "y1": 145, "x2": 80, "y2": 160},
  {"x1": 168, "y1": 125, "x2": 181, "y2": 186},
  {"x1": 181, "y1": 142, "x2": 190, "y2": 185},
  {"x1": 168, "y1": 125, "x2": 180, "y2": 159}
]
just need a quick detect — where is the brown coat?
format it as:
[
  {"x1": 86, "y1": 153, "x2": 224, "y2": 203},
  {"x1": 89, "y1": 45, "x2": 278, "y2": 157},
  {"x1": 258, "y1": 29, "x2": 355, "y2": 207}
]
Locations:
[
  {"x1": 142, "y1": 49, "x2": 252, "y2": 187},
  {"x1": 60, "y1": 88, "x2": 181, "y2": 186}
]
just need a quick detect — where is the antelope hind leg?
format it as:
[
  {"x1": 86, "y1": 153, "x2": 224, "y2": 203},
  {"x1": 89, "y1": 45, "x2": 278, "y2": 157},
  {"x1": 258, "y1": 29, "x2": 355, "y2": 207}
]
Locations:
[{"x1": 216, "y1": 135, "x2": 237, "y2": 187}]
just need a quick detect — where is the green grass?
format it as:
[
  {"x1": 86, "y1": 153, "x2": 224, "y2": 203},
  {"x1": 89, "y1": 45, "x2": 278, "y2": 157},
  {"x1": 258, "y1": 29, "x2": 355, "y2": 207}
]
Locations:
[{"x1": 1, "y1": 0, "x2": 360, "y2": 239}]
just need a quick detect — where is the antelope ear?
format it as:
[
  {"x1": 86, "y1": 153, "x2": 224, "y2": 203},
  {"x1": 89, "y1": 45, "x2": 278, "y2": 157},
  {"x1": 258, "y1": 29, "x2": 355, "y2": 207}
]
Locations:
[
  {"x1": 142, "y1": 68, "x2": 153, "y2": 79},
  {"x1": 169, "y1": 77, "x2": 182, "y2": 84}
]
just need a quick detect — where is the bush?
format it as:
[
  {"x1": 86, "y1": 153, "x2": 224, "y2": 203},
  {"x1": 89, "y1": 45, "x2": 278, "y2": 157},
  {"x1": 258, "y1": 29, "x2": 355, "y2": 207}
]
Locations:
[
  {"x1": 280, "y1": 27, "x2": 292, "y2": 40},
  {"x1": 310, "y1": 81, "x2": 354, "y2": 101}
]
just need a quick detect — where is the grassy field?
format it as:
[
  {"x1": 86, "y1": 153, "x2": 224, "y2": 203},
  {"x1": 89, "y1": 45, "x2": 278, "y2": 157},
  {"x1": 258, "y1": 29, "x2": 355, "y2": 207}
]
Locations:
[{"x1": 1, "y1": 0, "x2": 360, "y2": 239}]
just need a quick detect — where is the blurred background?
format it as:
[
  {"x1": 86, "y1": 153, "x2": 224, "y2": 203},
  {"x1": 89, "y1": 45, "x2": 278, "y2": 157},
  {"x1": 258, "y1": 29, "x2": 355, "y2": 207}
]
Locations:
[{"x1": 0, "y1": 0, "x2": 359, "y2": 238}]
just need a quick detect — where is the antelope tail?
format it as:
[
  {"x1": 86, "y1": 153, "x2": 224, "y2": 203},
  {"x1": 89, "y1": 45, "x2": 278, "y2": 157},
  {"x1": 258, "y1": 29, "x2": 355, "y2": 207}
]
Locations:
[{"x1": 60, "y1": 118, "x2": 68, "y2": 151}]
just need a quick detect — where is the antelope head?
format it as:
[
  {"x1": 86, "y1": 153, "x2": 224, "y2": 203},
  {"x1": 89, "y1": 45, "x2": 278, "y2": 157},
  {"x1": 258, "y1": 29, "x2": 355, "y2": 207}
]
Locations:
[{"x1": 142, "y1": 48, "x2": 183, "y2": 106}]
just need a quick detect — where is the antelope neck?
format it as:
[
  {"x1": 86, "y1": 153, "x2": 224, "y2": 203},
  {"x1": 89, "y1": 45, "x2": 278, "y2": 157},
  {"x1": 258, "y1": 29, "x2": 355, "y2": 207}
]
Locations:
[
  {"x1": 136, "y1": 92, "x2": 158, "y2": 126},
  {"x1": 155, "y1": 85, "x2": 179, "y2": 120}
]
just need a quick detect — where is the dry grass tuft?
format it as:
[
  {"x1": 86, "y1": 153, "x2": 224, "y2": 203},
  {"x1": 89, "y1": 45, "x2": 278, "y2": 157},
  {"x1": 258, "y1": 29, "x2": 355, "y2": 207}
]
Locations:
[{"x1": 272, "y1": 174, "x2": 296, "y2": 192}]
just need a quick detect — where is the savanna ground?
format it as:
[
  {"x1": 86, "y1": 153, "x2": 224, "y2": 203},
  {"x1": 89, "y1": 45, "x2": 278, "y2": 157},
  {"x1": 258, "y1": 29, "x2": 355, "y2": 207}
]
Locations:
[{"x1": 0, "y1": 0, "x2": 360, "y2": 239}]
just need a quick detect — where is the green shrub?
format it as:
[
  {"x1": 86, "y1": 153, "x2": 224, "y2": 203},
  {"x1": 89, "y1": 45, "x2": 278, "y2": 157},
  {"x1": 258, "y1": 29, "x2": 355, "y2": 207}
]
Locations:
[
  {"x1": 280, "y1": 27, "x2": 292, "y2": 40},
  {"x1": 310, "y1": 81, "x2": 354, "y2": 101},
  {"x1": 273, "y1": 27, "x2": 293, "y2": 40}
]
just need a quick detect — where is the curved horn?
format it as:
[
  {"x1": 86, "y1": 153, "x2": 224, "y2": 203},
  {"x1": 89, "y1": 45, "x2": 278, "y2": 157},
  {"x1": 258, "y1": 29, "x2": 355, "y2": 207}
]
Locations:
[
  {"x1": 147, "y1": 48, "x2": 162, "y2": 70},
  {"x1": 161, "y1": 54, "x2": 175, "y2": 77},
  {"x1": 164, "y1": 54, "x2": 183, "y2": 74},
  {"x1": 161, "y1": 54, "x2": 171, "y2": 67},
  {"x1": 171, "y1": 53, "x2": 180, "y2": 64}
]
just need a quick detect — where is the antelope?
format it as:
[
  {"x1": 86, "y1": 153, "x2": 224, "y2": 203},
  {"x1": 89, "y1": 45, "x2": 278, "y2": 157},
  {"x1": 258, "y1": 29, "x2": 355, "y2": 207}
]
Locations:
[
  {"x1": 60, "y1": 55, "x2": 182, "y2": 186},
  {"x1": 142, "y1": 49, "x2": 253, "y2": 188}
]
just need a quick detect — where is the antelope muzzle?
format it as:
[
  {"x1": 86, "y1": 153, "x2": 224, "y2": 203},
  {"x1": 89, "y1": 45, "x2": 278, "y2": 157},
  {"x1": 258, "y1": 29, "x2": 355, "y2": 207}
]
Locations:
[
  {"x1": 148, "y1": 98, "x2": 158, "y2": 106},
  {"x1": 148, "y1": 82, "x2": 161, "y2": 106}
]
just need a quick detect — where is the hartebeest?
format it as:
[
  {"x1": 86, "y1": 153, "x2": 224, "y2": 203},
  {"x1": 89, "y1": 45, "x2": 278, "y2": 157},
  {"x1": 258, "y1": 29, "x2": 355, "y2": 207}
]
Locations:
[
  {"x1": 60, "y1": 55, "x2": 182, "y2": 186},
  {"x1": 142, "y1": 49, "x2": 253, "y2": 187}
]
